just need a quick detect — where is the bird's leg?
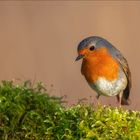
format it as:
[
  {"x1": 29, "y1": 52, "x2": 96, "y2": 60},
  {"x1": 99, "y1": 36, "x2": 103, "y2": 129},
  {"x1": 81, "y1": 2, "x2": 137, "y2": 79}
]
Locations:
[
  {"x1": 96, "y1": 94, "x2": 100, "y2": 99},
  {"x1": 116, "y1": 92, "x2": 123, "y2": 107},
  {"x1": 96, "y1": 94, "x2": 101, "y2": 106}
]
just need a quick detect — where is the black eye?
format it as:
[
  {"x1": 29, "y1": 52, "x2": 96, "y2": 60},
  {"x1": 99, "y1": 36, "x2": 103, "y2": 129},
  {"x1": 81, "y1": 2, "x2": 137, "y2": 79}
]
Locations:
[{"x1": 89, "y1": 45, "x2": 95, "y2": 51}]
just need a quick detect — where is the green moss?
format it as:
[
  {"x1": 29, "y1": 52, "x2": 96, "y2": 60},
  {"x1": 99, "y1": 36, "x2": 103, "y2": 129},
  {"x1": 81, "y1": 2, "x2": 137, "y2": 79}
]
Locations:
[{"x1": 0, "y1": 81, "x2": 140, "y2": 140}]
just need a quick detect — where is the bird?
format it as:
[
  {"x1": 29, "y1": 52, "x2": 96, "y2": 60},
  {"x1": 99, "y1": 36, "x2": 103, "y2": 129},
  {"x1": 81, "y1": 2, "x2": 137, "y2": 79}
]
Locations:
[{"x1": 75, "y1": 36, "x2": 131, "y2": 105}]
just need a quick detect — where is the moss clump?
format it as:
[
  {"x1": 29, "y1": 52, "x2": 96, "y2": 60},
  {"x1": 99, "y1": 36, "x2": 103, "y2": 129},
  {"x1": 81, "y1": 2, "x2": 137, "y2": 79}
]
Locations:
[{"x1": 0, "y1": 81, "x2": 140, "y2": 140}]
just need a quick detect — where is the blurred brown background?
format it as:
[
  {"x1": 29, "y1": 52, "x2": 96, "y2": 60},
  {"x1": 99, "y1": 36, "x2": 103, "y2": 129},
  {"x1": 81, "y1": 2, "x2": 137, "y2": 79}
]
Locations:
[{"x1": 0, "y1": 1, "x2": 139, "y2": 109}]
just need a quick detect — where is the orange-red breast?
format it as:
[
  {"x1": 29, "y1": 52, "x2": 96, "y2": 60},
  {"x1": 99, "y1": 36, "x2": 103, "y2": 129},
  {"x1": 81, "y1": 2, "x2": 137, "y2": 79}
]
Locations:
[{"x1": 76, "y1": 36, "x2": 131, "y2": 105}]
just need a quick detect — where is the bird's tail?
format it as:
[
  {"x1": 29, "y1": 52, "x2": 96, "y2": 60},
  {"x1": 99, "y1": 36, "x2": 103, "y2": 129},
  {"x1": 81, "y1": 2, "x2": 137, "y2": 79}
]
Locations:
[{"x1": 121, "y1": 84, "x2": 130, "y2": 105}]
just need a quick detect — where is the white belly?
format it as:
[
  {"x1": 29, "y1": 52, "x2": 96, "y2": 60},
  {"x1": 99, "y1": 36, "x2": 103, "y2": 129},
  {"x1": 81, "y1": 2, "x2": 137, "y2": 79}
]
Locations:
[{"x1": 88, "y1": 71, "x2": 127, "y2": 96}]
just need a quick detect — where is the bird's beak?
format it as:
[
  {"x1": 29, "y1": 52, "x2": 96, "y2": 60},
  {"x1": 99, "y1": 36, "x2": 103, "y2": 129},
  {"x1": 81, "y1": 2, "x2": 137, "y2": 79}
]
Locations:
[{"x1": 75, "y1": 54, "x2": 84, "y2": 61}]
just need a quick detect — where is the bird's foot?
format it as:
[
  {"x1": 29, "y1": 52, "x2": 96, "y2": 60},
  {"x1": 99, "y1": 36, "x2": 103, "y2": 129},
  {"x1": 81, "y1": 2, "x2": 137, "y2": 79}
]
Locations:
[{"x1": 96, "y1": 94, "x2": 101, "y2": 106}]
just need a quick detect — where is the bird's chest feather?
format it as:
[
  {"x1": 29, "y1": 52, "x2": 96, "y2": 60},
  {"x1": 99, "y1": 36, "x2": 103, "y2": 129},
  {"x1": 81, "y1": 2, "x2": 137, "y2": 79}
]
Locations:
[{"x1": 81, "y1": 48, "x2": 119, "y2": 83}]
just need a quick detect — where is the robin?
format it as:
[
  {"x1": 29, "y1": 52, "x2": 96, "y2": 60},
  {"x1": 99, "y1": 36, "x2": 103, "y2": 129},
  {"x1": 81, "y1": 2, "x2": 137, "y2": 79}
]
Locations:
[{"x1": 75, "y1": 36, "x2": 131, "y2": 105}]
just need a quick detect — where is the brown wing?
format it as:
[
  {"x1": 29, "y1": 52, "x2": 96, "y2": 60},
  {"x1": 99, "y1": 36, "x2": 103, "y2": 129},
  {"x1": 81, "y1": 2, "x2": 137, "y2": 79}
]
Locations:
[{"x1": 116, "y1": 53, "x2": 131, "y2": 105}]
